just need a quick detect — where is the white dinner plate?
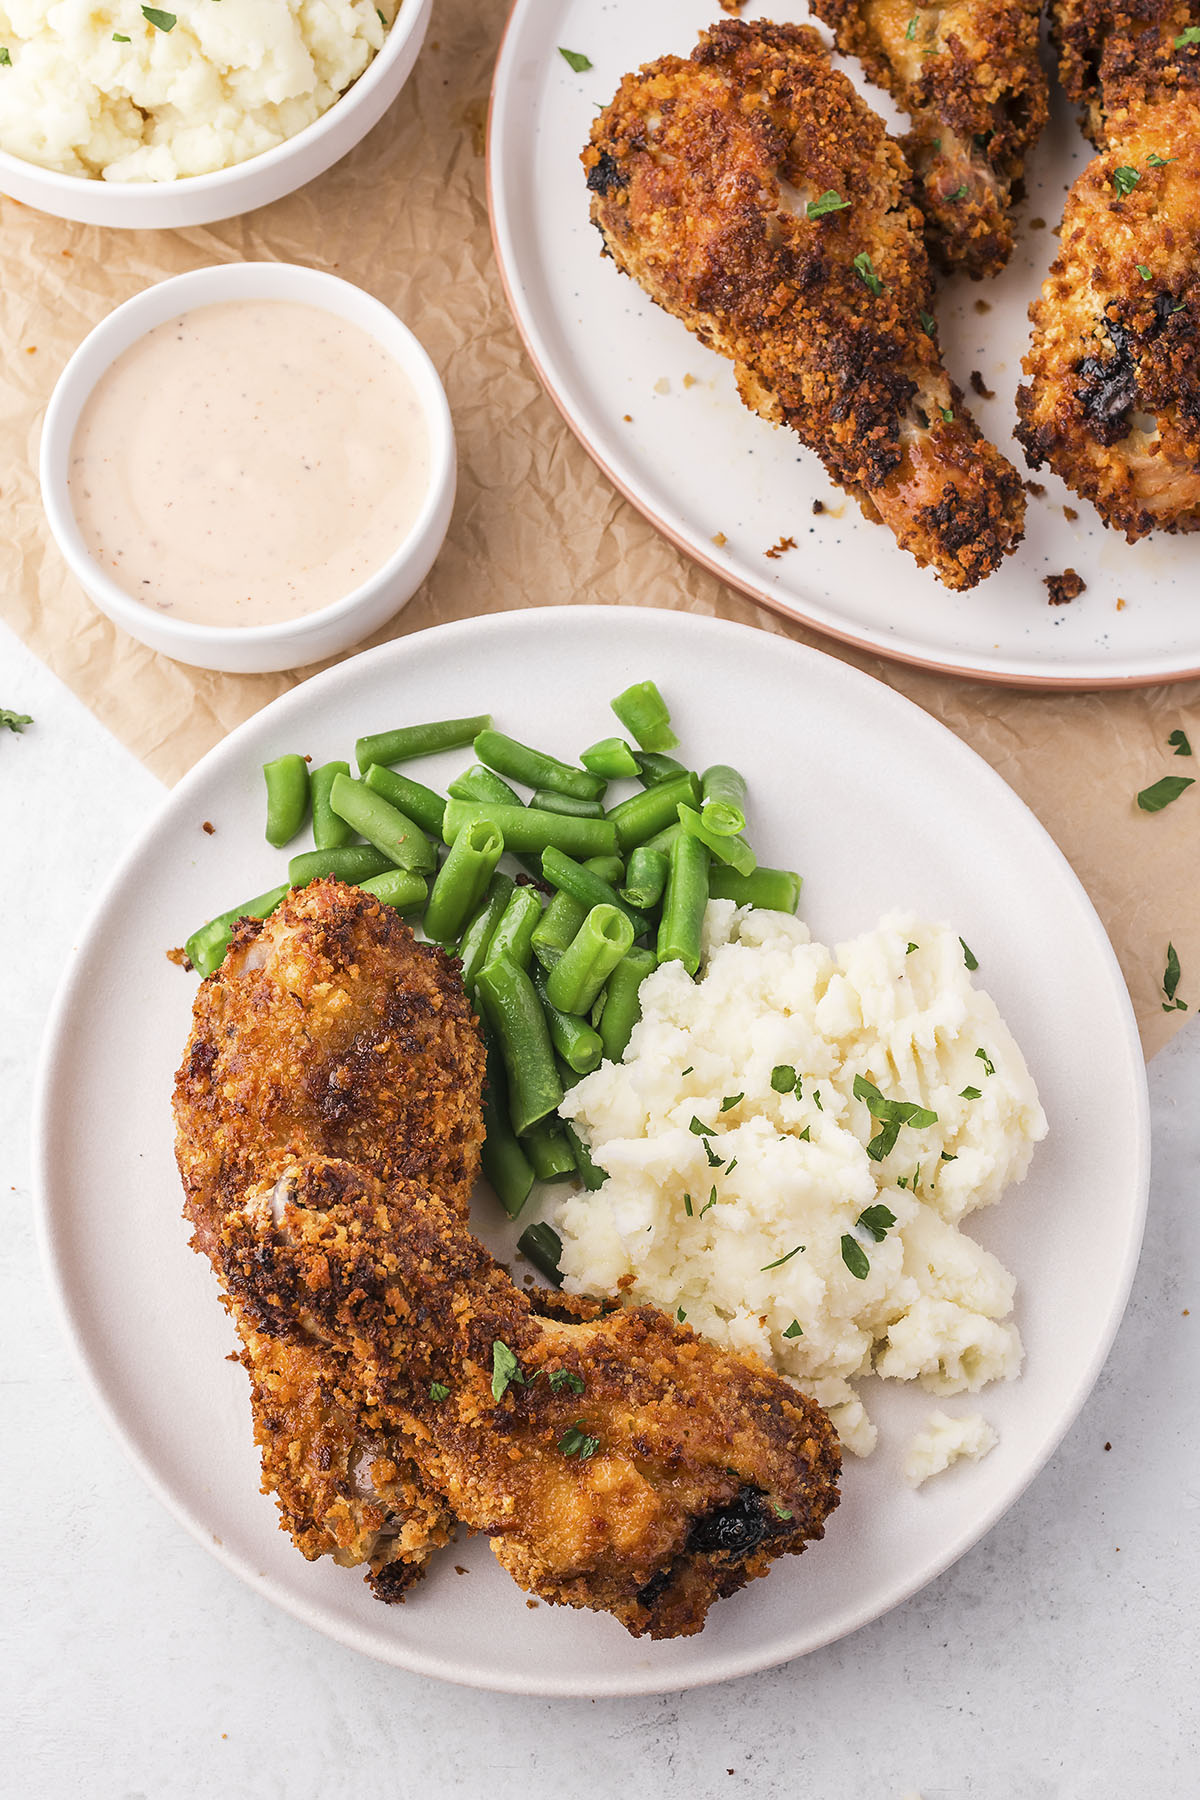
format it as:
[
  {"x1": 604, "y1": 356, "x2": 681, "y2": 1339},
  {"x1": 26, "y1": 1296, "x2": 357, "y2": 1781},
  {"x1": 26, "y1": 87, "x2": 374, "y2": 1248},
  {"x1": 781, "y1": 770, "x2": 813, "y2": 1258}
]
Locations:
[
  {"x1": 34, "y1": 608, "x2": 1149, "y2": 1695},
  {"x1": 488, "y1": 1, "x2": 1200, "y2": 687}
]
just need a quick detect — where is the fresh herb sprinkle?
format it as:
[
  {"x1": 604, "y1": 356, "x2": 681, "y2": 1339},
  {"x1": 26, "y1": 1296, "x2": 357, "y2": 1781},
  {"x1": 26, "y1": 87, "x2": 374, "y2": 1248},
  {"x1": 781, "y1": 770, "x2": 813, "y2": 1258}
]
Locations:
[
  {"x1": 558, "y1": 46, "x2": 593, "y2": 71},
  {"x1": 0, "y1": 45, "x2": 10, "y2": 62},
  {"x1": 142, "y1": 6, "x2": 177, "y2": 29},
  {"x1": 112, "y1": 30, "x2": 130, "y2": 39},
  {"x1": 549, "y1": 1368, "x2": 585, "y2": 1394},
  {"x1": 919, "y1": 309, "x2": 936, "y2": 336},
  {"x1": 1137, "y1": 775, "x2": 1194, "y2": 812},
  {"x1": 1162, "y1": 942, "x2": 1188, "y2": 1012},
  {"x1": 720, "y1": 1093, "x2": 744, "y2": 1111},
  {"x1": 949, "y1": 184, "x2": 968, "y2": 200},
  {"x1": 1136, "y1": 264, "x2": 1153, "y2": 280},
  {"x1": 853, "y1": 251, "x2": 883, "y2": 295},
  {"x1": 960, "y1": 936, "x2": 979, "y2": 970},
  {"x1": 491, "y1": 1340, "x2": 525, "y2": 1402},
  {"x1": 975, "y1": 1047, "x2": 995, "y2": 1076},
  {"x1": 761, "y1": 1244, "x2": 804, "y2": 1271},
  {"x1": 783, "y1": 1319, "x2": 803, "y2": 1338},
  {"x1": 807, "y1": 189, "x2": 851, "y2": 219},
  {"x1": 0, "y1": 707, "x2": 32, "y2": 731},
  {"x1": 856, "y1": 1203, "x2": 897, "y2": 1242},
  {"x1": 906, "y1": 941, "x2": 919, "y2": 954},
  {"x1": 1168, "y1": 729, "x2": 1193, "y2": 756},
  {"x1": 905, "y1": 14, "x2": 918, "y2": 37},
  {"x1": 1112, "y1": 165, "x2": 1140, "y2": 196},
  {"x1": 772, "y1": 1503, "x2": 794, "y2": 1520},
  {"x1": 559, "y1": 1422, "x2": 600, "y2": 1459},
  {"x1": 960, "y1": 1085, "x2": 982, "y2": 1100},
  {"x1": 689, "y1": 1116, "x2": 715, "y2": 1137},
  {"x1": 429, "y1": 1381, "x2": 450, "y2": 1402},
  {"x1": 841, "y1": 1235, "x2": 871, "y2": 1279},
  {"x1": 1176, "y1": 25, "x2": 1200, "y2": 44}
]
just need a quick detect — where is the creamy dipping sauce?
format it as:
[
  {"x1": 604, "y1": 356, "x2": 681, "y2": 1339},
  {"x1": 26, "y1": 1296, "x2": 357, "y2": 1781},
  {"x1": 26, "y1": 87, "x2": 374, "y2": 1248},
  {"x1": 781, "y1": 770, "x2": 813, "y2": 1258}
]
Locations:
[{"x1": 68, "y1": 299, "x2": 430, "y2": 629}]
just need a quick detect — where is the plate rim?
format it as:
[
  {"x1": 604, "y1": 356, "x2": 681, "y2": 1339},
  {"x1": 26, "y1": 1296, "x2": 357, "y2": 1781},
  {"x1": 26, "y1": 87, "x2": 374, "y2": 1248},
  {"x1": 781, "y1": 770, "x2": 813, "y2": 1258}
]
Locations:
[
  {"x1": 485, "y1": 0, "x2": 1200, "y2": 693},
  {"x1": 31, "y1": 606, "x2": 1153, "y2": 1694}
]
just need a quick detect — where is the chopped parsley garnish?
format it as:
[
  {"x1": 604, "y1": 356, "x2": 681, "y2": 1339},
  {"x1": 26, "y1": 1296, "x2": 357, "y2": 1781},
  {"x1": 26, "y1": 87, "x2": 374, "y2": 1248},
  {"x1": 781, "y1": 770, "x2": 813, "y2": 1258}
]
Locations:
[
  {"x1": 549, "y1": 1368, "x2": 585, "y2": 1394},
  {"x1": 782, "y1": 1319, "x2": 803, "y2": 1338},
  {"x1": 689, "y1": 1115, "x2": 715, "y2": 1136},
  {"x1": 813, "y1": 1088, "x2": 823, "y2": 1110},
  {"x1": 905, "y1": 14, "x2": 918, "y2": 37},
  {"x1": 1147, "y1": 153, "x2": 1175, "y2": 168},
  {"x1": 112, "y1": 30, "x2": 130, "y2": 39},
  {"x1": 702, "y1": 1137, "x2": 724, "y2": 1169},
  {"x1": 1136, "y1": 264, "x2": 1153, "y2": 280},
  {"x1": 919, "y1": 309, "x2": 936, "y2": 337},
  {"x1": 559, "y1": 1422, "x2": 600, "y2": 1459},
  {"x1": 377, "y1": 6, "x2": 386, "y2": 23},
  {"x1": 959, "y1": 936, "x2": 978, "y2": 971},
  {"x1": 1175, "y1": 25, "x2": 1200, "y2": 44},
  {"x1": 720, "y1": 1093, "x2": 744, "y2": 1111},
  {"x1": 761, "y1": 1244, "x2": 804, "y2": 1271},
  {"x1": 1138, "y1": 774, "x2": 1194, "y2": 811},
  {"x1": 940, "y1": 1150, "x2": 958, "y2": 1162},
  {"x1": 677, "y1": 1306, "x2": 687, "y2": 1323},
  {"x1": 940, "y1": 405, "x2": 955, "y2": 422},
  {"x1": 841, "y1": 1235, "x2": 870, "y2": 1280},
  {"x1": 856, "y1": 1203, "x2": 897, "y2": 1242},
  {"x1": 807, "y1": 189, "x2": 851, "y2": 219},
  {"x1": 975, "y1": 1047, "x2": 996, "y2": 1076},
  {"x1": 960, "y1": 1085, "x2": 982, "y2": 1100},
  {"x1": 772, "y1": 1503, "x2": 794, "y2": 1520},
  {"x1": 771, "y1": 1065, "x2": 798, "y2": 1092},
  {"x1": 429, "y1": 1381, "x2": 450, "y2": 1402},
  {"x1": 681, "y1": 1065, "x2": 694, "y2": 1076},
  {"x1": 558, "y1": 46, "x2": 592, "y2": 72},
  {"x1": 142, "y1": 6, "x2": 177, "y2": 29},
  {"x1": 949, "y1": 184, "x2": 968, "y2": 200},
  {"x1": 725, "y1": 1158, "x2": 738, "y2": 1175},
  {"x1": 853, "y1": 1074, "x2": 938, "y2": 1160},
  {"x1": 491, "y1": 1340, "x2": 525, "y2": 1402},
  {"x1": 853, "y1": 251, "x2": 883, "y2": 295},
  {"x1": 701, "y1": 1186, "x2": 719, "y2": 1217},
  {"x1": 1168, "y1": 729, "x2": 1192, "y2": 756},
  {"x1": 906, "y1": 941, "x2": 919, "y2": 954},
  {"x1": 1162, "y1": 942, "x2": 1188, "y2": 1012},
  {"x1": 1112, "y1": 165, "x2": 1140, "y2": 196},
  {"x1": 683, "y1": 1192, "x2": 694, "y2": 1217},
  {"x1": 0, "y1": 707, "x2": 32, "y2": 731},
  {"x1": 796, "y1": 1125, "x2": 811, "y2": 1142},
  {"x1": 0, "y1": 45, "x2": 11, "y2": 62}
]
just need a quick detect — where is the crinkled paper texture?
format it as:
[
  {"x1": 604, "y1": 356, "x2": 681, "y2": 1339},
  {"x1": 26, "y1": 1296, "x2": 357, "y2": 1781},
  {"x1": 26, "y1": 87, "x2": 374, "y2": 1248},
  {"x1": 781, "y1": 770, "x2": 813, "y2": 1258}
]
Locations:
[{"x1": 0, "y1": 0, "x2": 1195, "y2": 1058}]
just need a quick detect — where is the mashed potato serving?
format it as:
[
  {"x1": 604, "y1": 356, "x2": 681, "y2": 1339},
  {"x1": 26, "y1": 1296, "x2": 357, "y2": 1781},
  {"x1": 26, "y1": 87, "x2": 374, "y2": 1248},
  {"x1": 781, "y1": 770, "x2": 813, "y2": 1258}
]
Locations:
[
  {"x1": 0, "y1": 0, "x2": 392, "y2": 181},
  {"x1": 552, "y1": 904, "x2": 1047, "y2": 1461}
]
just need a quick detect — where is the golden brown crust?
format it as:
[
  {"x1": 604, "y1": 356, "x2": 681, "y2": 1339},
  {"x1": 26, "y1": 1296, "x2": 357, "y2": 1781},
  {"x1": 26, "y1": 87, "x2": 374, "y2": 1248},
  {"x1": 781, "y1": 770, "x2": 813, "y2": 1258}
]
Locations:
[
  {"x1": 812, "y1": 0, "x2": 1048, "y2": 277},
  {"x1": 584, "y1": 19, "x2": 1025, "y2": 589},
  {"x1": 173, "y1": 879, "x2": 487, "y2": 1595},
  {"x1": 1017, "y1": 8, "x2": 1200, "y2": 536},
  {"x1": 221, "y1": 1157, "x2": 841, "y2": 1640}
]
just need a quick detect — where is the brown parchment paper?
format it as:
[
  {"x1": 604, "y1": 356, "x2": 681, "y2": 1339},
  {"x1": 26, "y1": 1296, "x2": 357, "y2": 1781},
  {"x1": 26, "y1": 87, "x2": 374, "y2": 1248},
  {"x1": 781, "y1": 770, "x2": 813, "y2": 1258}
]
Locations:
[{"x1": 0, "y1": 0, "x2": 1196, "y2": 1059}]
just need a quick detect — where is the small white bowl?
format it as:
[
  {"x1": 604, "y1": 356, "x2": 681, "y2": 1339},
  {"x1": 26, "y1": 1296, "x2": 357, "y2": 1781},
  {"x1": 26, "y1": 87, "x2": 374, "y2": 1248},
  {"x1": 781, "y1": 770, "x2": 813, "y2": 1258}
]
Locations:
[
  {"x1": 0, "y1": 0, "x2": 431, "y2": 229},
  {"x1": 39, "y1": 262, "x2": 456, "y2": 674}
]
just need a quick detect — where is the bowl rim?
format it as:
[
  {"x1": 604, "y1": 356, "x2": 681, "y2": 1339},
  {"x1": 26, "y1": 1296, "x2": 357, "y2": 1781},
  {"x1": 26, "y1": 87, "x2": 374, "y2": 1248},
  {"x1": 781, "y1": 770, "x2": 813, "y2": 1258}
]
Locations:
[
  {"x1": 0, "y1": 0, "x2": 428, "y2": 201},
  {"x1": 39, "y1": 261, "x2": 456, "y2": 654}
]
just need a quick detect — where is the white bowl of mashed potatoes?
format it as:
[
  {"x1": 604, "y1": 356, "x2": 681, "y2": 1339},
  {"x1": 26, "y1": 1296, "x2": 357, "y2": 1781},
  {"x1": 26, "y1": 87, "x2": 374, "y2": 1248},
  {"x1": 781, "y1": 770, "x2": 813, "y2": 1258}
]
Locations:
[{"x1": 0, "y1": 0, "x2": 431, "y2": 227}]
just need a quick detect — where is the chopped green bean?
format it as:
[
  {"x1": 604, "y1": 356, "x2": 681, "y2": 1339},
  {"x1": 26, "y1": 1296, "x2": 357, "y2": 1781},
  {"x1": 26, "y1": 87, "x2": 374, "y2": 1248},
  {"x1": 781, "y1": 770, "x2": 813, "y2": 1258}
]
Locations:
[
  {"x1": 700, "y1": 765, "x2": 748, "y2": 837},
  {"x1": 581, "y1": 737, "x2": 640, "y2": 780},
  {"x1": 474, "y1": 729, "x2": 606, "y2": 803},
  {"x1": 532, "y1": 889, "x2": 586, "y2": 970},
  {"x1": 584, "y1": 854, "x2": 626, "y2": 886},
  {"x1": 520, "y1": 1117, "x2": 576, "y2": 1183},
  {"x1": 532, "y1": 962, "x2": 603, "y2": 1071},
  {"x1": 484, "y1": 884, "x2": 542, "y2": 972},
  {"x1": 517, "y1": 1221, "x2": 565, "y2": 1285},
  {"x1": 678, "y1": 803, "x2": 757, "y2": 876},
  {"x1": 641, "y1": 822, "x2": 682, "y2": 857},
  {"x1": 456, "y1": 873, "x2": 516, "y2": 996},
  {"x1": 480, "y1": 1027, "x2": 535, "y2": 1218},
  {"x1": 546, "y1": 904, "x2": 635, "y2": 1015},
  {"x1": 476, "y1": 952, "x2": 563, "y2": 1136},
  {"x1": 606, "y1": 771, "x2": 700, "y2": 853},
  {"x1": 185, "y1": 884, "x2": 289, "y2": 978},
  {"x1": 424, "y1": 817, "x2": 505, "y2": 944},
  {"x1": 612, "y1": 680, "x2": 678, "y2": 752},
  {"x1": 310, "y1": 761, "x2": 355, "y2": 850},
  {"x1": 658, "y1": 832, "x2": 710, "y2": 975},
  {"x1": 634, "y1": 751, "x2": 688, "y2": 787},
  {"x1": 288, "y1": 845, "x2": 391, "y2": 887},
  {"x1": 531, "y1": 789, "x2": 607, "y2": 819},
  {"x1": 364, "y1": 762, "x2": 446, "y2": 838},
  {"x1": 330, "y1": 773, "x2": 437, "y2": 873},
  {"x1": 563, "y1": 1119, "x2": 607, "y2": 1191},
  {"x1": 598, "y1": 947, "x2": 657, "y2": 1062},
  {"x1": 620, "y1": 845, "x2": 668, "y2": 910},
  {"x1": 442, "y1": 799, "x2": 617, "y2": 861},
  {"x1": 263, "y1": 754, "x2": 310, "y2": 848},
  {"x1": 359, "y1": 868, "x2": 429, "y2": 913},
  {"x1": 709, "y1": 865, "x2": 802, "y2": 912},
  {"x1": 355, "y1": 714, "x2": 491, "y2": 774},
  {"x1": 447, "y1": 764, "x2": 524, "y2": 807},
  {"x1": 540, "y1": 846, "x2": 651, "y2": 939}
]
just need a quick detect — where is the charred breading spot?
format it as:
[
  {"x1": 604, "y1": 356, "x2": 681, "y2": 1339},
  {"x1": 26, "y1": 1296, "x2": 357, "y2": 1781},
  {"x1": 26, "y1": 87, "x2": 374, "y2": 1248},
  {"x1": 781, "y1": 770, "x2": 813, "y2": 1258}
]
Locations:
[
  {"x1": 1051, "y1": 0, "x2": 1200, "y2": 139},
  {"x1": 224, "y1": 1156, "x2": 840, "y2": 1640},
  {"x1": 1045, "y1": 568, "x2": 1087, "y2": 602},
  {"x1": 809, "y1": 0, "x2": 1048, "y2": 276},
  {"x1": 584, "y1": 149, "x2": 628, "y2": 196},
  {"x1": 583, "y1": 18, "x2": 1024, "y2": 587}
]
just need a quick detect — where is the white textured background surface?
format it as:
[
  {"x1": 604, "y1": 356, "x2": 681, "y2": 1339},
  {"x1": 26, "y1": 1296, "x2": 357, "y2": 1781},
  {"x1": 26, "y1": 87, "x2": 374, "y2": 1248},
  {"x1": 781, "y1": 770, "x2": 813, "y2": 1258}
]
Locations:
[{"x1": 3, "y1": 616, "x2": 1196, "y2": 1797}]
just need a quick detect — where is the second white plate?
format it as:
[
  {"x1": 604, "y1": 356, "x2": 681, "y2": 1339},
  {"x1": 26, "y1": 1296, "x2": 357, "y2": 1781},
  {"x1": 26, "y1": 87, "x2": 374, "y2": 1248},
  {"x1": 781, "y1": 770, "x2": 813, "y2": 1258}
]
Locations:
[
  {"x1": 489, "y1": 0, "x2": 1200, "y2": 686},
  {"x1": 34, "y1": 609, "x2": 1149, "y2": 1694}
]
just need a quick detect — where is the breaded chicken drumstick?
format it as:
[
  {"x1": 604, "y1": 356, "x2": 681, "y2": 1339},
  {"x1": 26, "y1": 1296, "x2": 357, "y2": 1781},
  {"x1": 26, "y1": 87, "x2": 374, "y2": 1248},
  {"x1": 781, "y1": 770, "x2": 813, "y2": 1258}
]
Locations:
[
  {"x1": 809, "y1": 0, "x2": 1048, "y2": 278},
  {"x1": 1015, "y1": 2, "x2": 1200, "y2": 536},
  {"x1": 174, "y1": 879, "x2": 486, "y2": 1598},
  {"x1": 219, "y1": 1156, "x2": 841, "y2": 1640},
  {"x1": 584, "y1": 19, "x2": 1025, "y2": 589}
]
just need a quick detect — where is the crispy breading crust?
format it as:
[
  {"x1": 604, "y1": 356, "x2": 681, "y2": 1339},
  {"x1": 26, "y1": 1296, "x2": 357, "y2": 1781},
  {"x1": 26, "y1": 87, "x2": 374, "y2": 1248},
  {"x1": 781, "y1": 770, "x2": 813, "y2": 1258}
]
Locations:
[
  {"x1": 1017, "y1": 5, "x2": 1200, "y2": 535},
  {"x1": 173, "y1": 880, "x2": 486, "y2": 1596},
  {"x1": 221, "y1": 1158, "x2": 841, "y2": 1640},
  {"x1": 584, "y1": 19, "x2": 1025, "y2": 589},
  {"x1": 811, "y1": 0, "x2": 1048, "y2": 278}
]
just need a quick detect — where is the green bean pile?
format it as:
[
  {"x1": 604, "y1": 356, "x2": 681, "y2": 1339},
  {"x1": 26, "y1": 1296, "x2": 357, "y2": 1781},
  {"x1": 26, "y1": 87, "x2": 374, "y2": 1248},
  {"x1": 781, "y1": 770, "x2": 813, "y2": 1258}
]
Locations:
[{"x1": 184, "y1": 681, "x2": 802, "y2": 1259}]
